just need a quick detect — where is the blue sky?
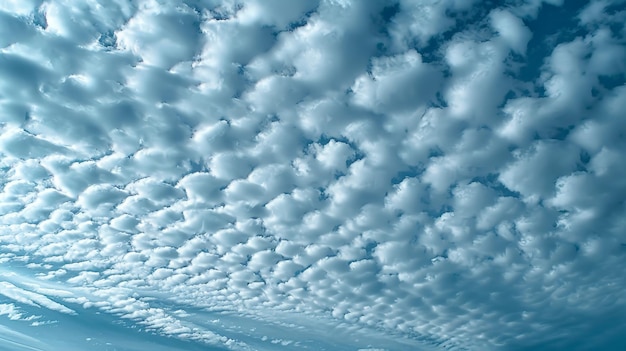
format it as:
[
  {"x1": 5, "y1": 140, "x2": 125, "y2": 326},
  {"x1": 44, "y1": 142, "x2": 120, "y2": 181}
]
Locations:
[{"x1": 0, "y1": 0, "x2": 625, "y2": 350}]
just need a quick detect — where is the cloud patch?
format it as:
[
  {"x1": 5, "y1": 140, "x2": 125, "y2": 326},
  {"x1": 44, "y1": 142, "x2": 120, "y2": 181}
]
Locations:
[{"x1": 1, "y1": 0, "x2": 626, "y2": 351}]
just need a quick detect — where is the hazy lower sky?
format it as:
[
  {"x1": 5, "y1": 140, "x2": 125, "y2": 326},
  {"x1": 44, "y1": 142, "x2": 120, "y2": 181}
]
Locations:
[{"x1": 1, "y1": 0, "x2": 625, "y2": 350}]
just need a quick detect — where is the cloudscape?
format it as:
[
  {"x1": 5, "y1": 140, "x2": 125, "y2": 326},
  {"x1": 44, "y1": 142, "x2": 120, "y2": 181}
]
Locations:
[{"x1": 1, "y1": 0, "x2": 625, "y2": 350}]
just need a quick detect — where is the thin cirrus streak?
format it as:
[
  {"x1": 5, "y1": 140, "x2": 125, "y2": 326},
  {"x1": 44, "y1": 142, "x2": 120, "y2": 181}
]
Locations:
[{"x1": 0, "y1": 0, "x2": 625, "y2": 350}]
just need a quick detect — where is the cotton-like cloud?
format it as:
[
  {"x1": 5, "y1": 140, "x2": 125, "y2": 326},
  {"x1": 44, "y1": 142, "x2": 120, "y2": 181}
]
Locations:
[
  {"x1": 490, "y1": 9, "x2": 533, "y2": 55},
  {"x1": 1, "y1": 0, "x2": 625, "y2": 350}
]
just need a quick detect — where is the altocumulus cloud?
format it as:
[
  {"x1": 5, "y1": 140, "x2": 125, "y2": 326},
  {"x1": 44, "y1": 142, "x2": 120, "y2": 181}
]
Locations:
[{"x1": 0, "y1": 0, "x2": 626, "y2": 350}]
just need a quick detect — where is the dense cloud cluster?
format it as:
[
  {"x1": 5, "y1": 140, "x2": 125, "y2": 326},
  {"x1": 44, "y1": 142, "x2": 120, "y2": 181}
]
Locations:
[{"x1": 1, "y1": 0, "x2": 625, "y2": 350}]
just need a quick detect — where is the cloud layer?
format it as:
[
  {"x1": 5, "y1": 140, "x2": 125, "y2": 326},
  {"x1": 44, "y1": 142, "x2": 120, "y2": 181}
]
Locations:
[{"x1": 1, "y1": 0, "x2": 626, "y2": 350}]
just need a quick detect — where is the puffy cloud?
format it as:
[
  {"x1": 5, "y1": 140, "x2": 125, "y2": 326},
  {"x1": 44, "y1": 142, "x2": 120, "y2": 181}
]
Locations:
[
  {"x1": 0, "y1": 128, "x2": 66, "y2": 159},
  {"x1": 490, "y1": 9, "x2": 533, "y2": 55},
  {"x1": 115, "y1": 1, "x2": 200, "y2": 69},
  {"x1": 351, "y1": 50, "x2": 441, "y2": 113},
  {"x1": 1, "y1": 0, "x2": 625, "y2": 351}
]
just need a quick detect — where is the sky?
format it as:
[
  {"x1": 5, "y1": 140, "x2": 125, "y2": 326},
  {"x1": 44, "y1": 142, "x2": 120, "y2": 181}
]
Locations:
[{"x1": 0, "y1": 0, "x2": 625, "y2": 350}]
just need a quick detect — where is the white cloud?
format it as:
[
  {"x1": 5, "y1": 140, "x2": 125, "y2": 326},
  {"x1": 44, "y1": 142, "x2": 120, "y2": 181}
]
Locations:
[
  {"x1": 0, "y1": 0, "x2": 625, "y2": 350},
  {"x1": 352, "y1": 50, "x2": 441, "y2": 113},
  {"x1": 0, "y1": 303, "x2": 26, "y2": 321},
  {"x1": 0, "y1": 282, "x2": 75, "y2": 315}
]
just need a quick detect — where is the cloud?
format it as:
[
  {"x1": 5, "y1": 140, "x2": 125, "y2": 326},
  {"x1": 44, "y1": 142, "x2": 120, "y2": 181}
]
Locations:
[
  {"x1": 351, "y1": 49, "x2": 441, "y2": 114},
  {"x1": 0, "y1": 282, "x2": 74, "y2": 315},
  {"x1": 1, "y1": 0, "x2": 626, "y2": 350},
  {"x1": 490, "y1": 9, "x2": 533, "y2": 55}
]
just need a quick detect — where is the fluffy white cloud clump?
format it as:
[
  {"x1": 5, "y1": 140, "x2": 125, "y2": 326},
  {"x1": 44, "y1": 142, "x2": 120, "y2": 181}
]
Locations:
[{"x1": 1, "y1": 0, "x2": 625, "y2": 350}]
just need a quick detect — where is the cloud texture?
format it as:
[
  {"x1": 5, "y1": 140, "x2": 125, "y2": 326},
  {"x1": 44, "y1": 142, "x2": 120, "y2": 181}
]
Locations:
[{"x1": 1, "y1": 0, "x2": 626, "y2": 350}]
